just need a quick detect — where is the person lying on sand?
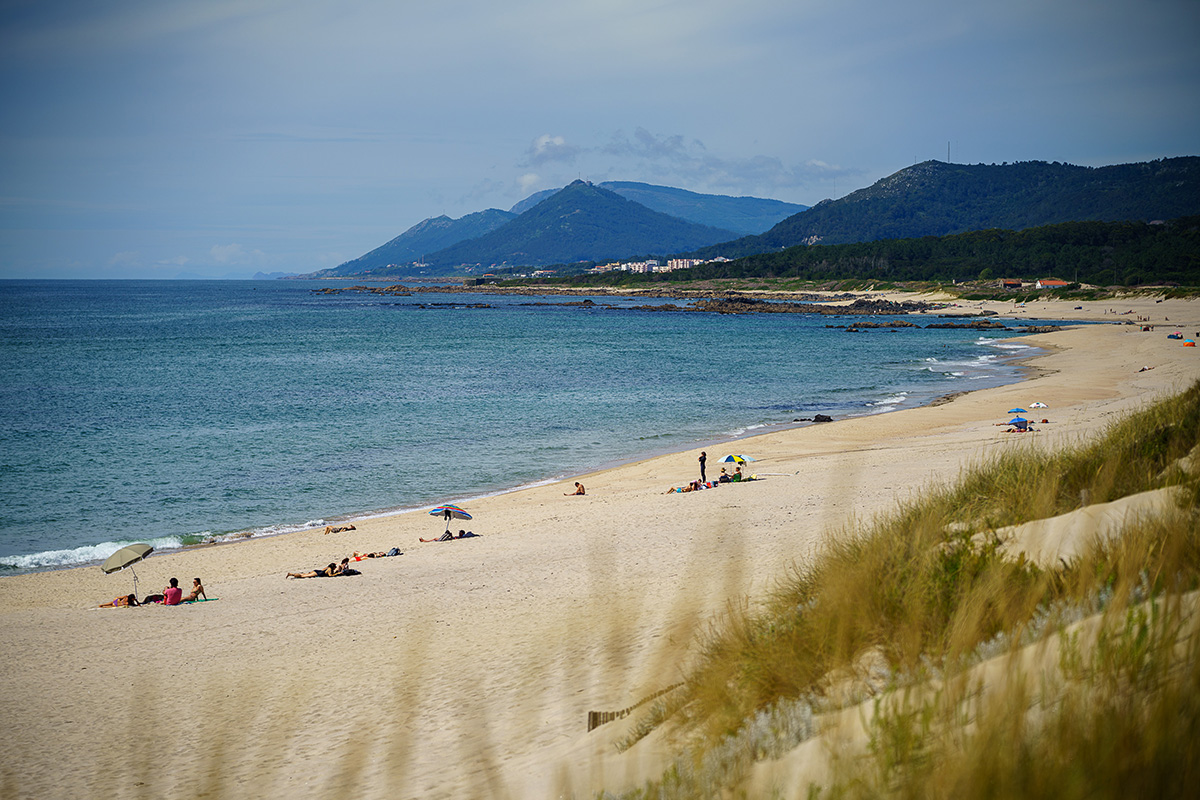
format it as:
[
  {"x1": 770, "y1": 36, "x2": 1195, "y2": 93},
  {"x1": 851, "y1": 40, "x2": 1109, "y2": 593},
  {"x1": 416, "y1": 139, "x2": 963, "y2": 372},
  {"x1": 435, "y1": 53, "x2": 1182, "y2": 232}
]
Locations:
[
  {"x1": 564, "y1": 482, "x2": 585, "y2": 496},
  {"x1": 100, "y1": 594, "x2": 139, "y2": 608},
  {"x1": 352, "y1": 547, "x2": 403, "y2": 559},
  {"x1": 184, "y1": 577, "x2": 206, "y2": 602},
  {"x1": 323, "y1": 524, "x2": 357, "y2": 535},
  {"x1": 287, "y1": 563, "x2": 338, "y2": 579},
  {"x1": 420, "y1": 529, "x2": 481, "y2": 542},
  {"x1": 332, "y1": 557, "x2": 361, "y2": 576}
]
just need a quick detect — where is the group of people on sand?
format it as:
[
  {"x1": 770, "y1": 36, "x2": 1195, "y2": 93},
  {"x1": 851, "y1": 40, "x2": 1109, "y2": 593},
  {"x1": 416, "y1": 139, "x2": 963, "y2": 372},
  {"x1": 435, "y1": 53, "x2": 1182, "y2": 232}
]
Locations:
[
  {"x1": 101, "y1": 577, "x2": 206, "y2": 608},
  {"x1": 286, "y1": 547, "x2": 404, "y2": 578},
  {"x1": 669, "y1": 465, "x2": 751, "y2": 494}
]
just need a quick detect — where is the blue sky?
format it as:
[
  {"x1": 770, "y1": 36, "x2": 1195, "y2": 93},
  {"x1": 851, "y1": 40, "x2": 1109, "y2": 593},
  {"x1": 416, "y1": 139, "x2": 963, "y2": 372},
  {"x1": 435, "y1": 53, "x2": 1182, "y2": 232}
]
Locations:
[{"x1": 1, "y1": 0, "x2": 1198, "y2": 278}]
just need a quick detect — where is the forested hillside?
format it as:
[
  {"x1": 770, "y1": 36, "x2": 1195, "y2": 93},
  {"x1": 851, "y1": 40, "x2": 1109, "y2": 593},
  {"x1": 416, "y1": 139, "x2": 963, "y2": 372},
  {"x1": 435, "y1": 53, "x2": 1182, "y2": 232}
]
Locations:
[
  {"x1": 693, "y1": 157, "x2": 1200, "y2": 259},
  {"x1": 559, "y1": 216, "x2": 1200, "y2": 287}
]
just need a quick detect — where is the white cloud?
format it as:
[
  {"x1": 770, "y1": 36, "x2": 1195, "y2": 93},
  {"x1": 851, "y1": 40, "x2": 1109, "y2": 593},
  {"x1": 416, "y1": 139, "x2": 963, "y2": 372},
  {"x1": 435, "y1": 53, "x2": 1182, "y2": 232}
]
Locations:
[
  {"x1": 518, "y1": 173, "x2": 541, "y2": 194},
  {"x1": 522, "y1": 135, "x2": 581, "y2": 167},
  {"x1": 210, "y1": 243, "x2": 245, "y2": 264}
]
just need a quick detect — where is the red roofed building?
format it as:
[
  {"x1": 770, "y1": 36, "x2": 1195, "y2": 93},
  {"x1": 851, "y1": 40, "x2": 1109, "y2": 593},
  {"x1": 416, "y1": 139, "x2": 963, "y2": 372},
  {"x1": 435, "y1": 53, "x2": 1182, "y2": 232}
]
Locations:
[{"x1": 1036, "y1": 278, "x2": 1070, "y2": 289}]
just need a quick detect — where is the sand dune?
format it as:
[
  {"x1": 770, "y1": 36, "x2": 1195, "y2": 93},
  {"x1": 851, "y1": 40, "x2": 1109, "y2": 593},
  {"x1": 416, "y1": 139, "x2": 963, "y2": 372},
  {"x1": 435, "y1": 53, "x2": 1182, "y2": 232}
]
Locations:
[{"x1": 1, "y1": 295, "x2": 1197, "y2": 799}]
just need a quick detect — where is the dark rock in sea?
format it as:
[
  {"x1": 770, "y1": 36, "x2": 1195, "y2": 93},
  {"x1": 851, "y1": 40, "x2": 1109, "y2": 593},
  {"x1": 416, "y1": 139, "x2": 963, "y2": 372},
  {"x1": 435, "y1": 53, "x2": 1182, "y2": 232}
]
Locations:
[
  {"x1": 1015, "y1": 325, "x2": 1063, "y2": 333},
  {"x1": 923, "y1": 320, "x2": 1008, "y2": 329},
  {"x1": 813, "y1": 414, "x2": 834, "y2": 423}
]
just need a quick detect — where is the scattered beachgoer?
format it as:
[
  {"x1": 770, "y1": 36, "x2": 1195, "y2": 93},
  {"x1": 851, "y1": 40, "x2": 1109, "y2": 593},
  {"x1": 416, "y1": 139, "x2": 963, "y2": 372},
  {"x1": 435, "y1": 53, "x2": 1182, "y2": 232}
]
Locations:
[
  {"x1": 100, "y1": 594, "x2": 139, "y2": 608},
  {"x1": 287, "y1": 563, "x2": 338, "y2": 579},
  {"x1": 323, "y1": 524, "x2": 357, "y2": 535},
  {"x1": 184, "y1": 578, "x2": 206, "y2": 602},
  {"x1": 699, "y1": 451, "x2": 707, "y2": 482},
  {"x1": 163, "y1": 578, "x2": 183, "y2": 606},
  {"x1": 353, "y1": 547, "x2": 403, "y2": 559},
  {"x1": 420, "y1": 530, "x2": 456, "y2": 543},
  {"x1": 335, "y1": 557, "x2": 361, "y2": 576},
  {"x1": 718, "y1": 467, "x2": 731, "y2": 483},
  {"x1": 456, "y1": 530, "x2": 480, "y2": 539},
  {"x1": 564, "y1": 482, "x2": 585, "y2": 496}
]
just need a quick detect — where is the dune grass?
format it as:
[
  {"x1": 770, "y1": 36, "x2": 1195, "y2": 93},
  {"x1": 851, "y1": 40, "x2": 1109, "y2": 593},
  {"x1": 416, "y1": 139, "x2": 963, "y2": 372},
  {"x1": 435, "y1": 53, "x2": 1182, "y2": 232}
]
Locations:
[{"x1": 606, "y1": 381, "x2": 1200, "y2": 799}]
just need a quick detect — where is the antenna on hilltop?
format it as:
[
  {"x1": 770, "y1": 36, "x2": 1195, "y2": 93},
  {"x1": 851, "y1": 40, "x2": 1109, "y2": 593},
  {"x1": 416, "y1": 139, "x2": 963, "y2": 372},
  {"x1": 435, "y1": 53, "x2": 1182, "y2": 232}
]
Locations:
[{"x1": 947, "y1": 141, "x2": 951, "y2": 163}]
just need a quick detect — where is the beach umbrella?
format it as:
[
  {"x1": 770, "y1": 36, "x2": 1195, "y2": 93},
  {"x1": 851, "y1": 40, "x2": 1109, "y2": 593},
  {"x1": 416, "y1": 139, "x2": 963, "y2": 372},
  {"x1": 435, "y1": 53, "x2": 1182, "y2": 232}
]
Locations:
[
  {"x1": 1008, "y1": 417, "x2": 1027, "y2": 425},
  {"x1": 101, "y1": 542, "x2": 153, "y2": 596},
  {"x1": 717, "y1": 454, "x2": 756, "y2": 464},
  {"x1": 1030, "y1": 402, "x2": 1048, "y2": 409},
  {"x1": 1008, "y1": 408, "x2": 1027, "y2": 414},
  {"x1": 429, "y1": 504, "x2": 472, "y2": 532}
]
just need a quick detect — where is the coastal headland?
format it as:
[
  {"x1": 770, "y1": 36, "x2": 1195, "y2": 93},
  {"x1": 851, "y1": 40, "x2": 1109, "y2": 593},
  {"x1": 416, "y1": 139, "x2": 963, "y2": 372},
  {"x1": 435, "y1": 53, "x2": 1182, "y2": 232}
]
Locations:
[{"x1": 1, "y1": 293, "x2": 1197, "y2": 798}]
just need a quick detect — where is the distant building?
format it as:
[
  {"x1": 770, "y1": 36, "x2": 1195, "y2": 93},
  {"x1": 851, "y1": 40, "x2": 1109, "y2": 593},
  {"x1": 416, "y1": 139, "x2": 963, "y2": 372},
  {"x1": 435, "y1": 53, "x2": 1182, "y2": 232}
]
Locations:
[
  {"x1": 1000, "y1": 279, "x2": 1023, "y2": 290},
  {"x1": 1036, "y1": 278, "x2": 1070, "y2": 289}
]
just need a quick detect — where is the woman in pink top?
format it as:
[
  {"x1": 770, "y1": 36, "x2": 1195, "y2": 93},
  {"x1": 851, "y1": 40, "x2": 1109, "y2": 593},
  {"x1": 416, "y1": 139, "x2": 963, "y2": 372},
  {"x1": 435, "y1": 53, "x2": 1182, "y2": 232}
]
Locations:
[{"x1": 163, "y1": 577, "x2": 183, "y2": 605}]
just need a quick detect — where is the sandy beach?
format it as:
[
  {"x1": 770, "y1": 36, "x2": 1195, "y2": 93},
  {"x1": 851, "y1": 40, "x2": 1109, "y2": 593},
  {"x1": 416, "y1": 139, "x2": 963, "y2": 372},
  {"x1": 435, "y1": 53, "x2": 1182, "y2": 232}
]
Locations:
[{"x1": 1, "y1": 295, "x2": 1197, "y2": 799}]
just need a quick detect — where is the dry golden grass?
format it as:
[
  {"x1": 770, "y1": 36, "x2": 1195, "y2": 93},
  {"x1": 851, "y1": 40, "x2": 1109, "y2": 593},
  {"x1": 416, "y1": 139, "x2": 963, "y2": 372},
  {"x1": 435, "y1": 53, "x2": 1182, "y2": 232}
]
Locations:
[{"x1": 605, "y1": 381, "x2": 1200, "y2": 799}]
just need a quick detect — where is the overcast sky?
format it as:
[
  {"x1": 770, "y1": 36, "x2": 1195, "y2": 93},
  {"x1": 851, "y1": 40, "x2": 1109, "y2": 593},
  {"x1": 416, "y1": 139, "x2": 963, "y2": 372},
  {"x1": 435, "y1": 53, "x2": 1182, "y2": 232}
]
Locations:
[{"x1": 2, "y1": 0, "x2": 1198, "y2": 278}]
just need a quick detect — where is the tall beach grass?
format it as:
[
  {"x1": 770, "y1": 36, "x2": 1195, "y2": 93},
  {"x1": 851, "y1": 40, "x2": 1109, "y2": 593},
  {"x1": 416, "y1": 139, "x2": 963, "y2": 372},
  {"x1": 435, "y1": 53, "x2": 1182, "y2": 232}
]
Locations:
[{"x1": 606, "y1": 380, "x2": 1200, "y2": 799}]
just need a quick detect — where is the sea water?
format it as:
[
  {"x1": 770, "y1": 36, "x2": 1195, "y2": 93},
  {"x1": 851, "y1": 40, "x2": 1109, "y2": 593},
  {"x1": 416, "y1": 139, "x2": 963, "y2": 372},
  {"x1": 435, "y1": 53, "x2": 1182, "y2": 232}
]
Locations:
[{"x1": 0, "y1": 280, "x2": 1063, "y2": 572}]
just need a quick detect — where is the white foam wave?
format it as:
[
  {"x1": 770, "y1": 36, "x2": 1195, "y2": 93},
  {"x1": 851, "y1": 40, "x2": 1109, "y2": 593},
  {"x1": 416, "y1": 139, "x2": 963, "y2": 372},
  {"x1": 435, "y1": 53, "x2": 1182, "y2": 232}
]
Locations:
[
  {"x1": 0, "y1": 535, "x2": 186, "y2": 571},
  {"x1": 870, "y1": 392, "x2": 909, "y2": 407}
]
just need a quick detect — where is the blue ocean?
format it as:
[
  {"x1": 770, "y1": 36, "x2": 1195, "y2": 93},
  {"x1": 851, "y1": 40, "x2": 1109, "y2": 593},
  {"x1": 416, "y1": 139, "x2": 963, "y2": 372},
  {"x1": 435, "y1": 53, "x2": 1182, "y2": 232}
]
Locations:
[{"x1": 0, "y1": 280, "x2": 1059, "y2": 572}]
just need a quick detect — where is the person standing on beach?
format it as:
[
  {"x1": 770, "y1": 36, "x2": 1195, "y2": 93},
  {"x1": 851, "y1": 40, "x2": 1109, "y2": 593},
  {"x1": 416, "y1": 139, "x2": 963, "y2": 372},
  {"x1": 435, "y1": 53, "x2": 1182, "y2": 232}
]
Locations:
[{"x1": 699, "y1": 451, "x2": 707, "y2": 483}]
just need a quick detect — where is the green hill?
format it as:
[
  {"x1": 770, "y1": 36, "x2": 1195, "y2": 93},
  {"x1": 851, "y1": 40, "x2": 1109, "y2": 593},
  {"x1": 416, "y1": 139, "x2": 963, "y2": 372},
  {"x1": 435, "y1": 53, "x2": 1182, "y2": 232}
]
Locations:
[
  {"x1": 695, "y1": 157, "x2": 1200, "y2": 259},
  {"x1": 425, "y1": 181, "x2": 739, "y2": 268}
]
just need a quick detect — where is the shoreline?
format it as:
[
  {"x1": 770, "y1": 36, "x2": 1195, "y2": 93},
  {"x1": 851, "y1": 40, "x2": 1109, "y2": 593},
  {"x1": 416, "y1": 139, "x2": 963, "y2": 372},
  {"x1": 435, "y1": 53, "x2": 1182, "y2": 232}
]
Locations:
[
  {"x1": 0, "y1": 323, "x2": 1048, "y2": 577},
  {"x1": 0, "y1": 295, "x2": 1196, "y2": 799}
]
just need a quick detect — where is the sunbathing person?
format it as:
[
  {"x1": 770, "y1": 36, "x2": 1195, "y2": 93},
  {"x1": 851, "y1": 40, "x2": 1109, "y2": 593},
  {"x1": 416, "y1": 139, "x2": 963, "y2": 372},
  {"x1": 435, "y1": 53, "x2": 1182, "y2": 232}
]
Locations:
[
  {"x1": 333, "y1": 557, "x2": 361, "y2": 576},
  {"x1": 184, "y1": 577, "x2": 206, "y2": 602},
  {"x1": 352, "y1": 547, "x2": 403, "y2": 559},
  {"x1": 420, "y1": 530, "x2": 458, "y2": 543},
  {"x1": 100, "y1": 594, "x2": 139, "y2": 608},
  {"x1": 323, "y1": 524, "x2": 357, "y2": 535},
  {"x1": 564, "y1": 482, "x2": 585, "y2": 496},
  {"x1": 287, "y1": 563, "x2": 338, "y2": 579}
]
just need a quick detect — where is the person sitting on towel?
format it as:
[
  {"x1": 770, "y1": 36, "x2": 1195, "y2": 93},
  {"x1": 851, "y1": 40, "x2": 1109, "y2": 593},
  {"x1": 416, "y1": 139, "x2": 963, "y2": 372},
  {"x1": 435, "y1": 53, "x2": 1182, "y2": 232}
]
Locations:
[
  {"x1": 184, "y1": 577, "x2": 206, "y2": 602},
  {"x1": 163, "y1": 577, "x2": 184, "y2": 605}
]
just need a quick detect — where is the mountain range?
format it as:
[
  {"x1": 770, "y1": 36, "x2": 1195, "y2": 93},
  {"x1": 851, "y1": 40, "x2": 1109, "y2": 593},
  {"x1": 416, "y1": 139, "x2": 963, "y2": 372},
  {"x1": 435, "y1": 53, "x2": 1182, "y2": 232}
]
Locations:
[
  {"x1": 305, "y1": 181, "x2": 807, "y2": 278},
  {"x1": 304, "y1": 156, "x2": 1200, "y2": 279}
]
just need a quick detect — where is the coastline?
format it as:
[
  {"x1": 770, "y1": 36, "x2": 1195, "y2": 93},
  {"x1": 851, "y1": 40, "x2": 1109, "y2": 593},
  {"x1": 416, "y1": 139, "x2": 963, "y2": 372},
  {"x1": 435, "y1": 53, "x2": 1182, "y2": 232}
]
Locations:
[
  {"x1": 0, "y1": 295, "x2": 1197, "y2": 799},
  {"x1": 3, "y1": 321, "x2": 1046, "y2": 576}
]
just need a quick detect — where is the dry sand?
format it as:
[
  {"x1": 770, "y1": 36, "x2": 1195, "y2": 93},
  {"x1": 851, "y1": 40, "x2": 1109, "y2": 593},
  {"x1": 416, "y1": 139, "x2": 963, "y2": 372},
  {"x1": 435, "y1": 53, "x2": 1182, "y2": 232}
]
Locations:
[{"x1": 1, "y1": 295, "x2": 1197, "y2": 799}]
